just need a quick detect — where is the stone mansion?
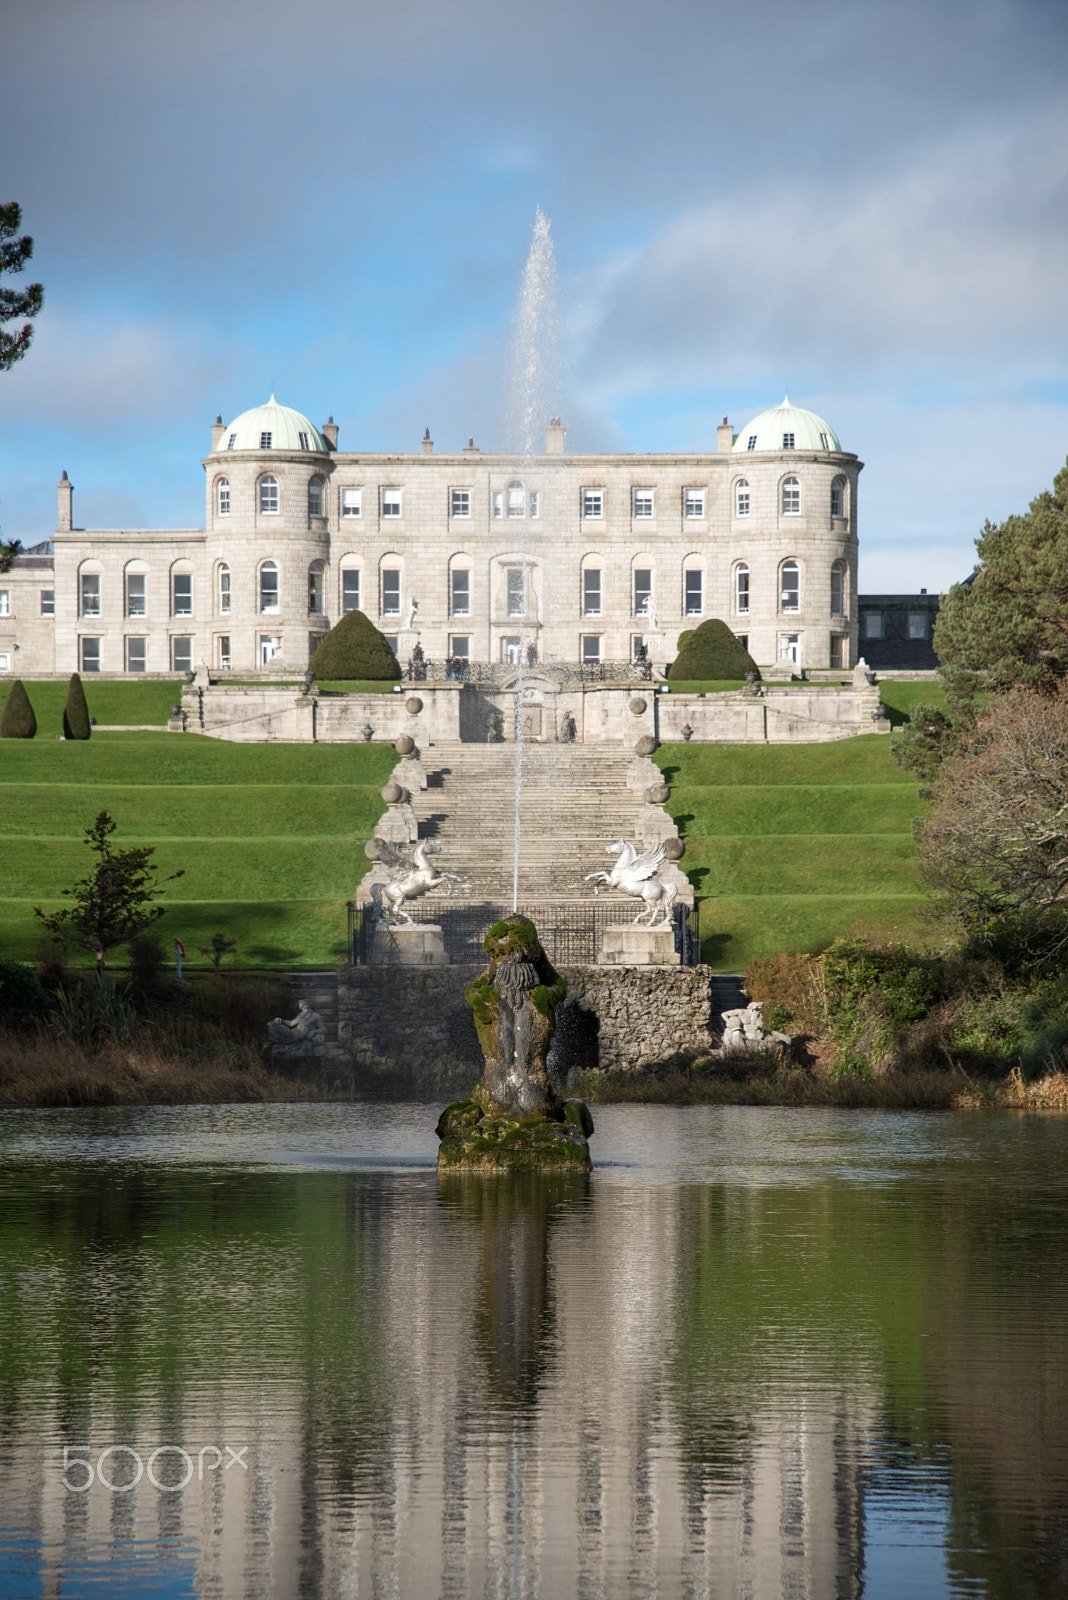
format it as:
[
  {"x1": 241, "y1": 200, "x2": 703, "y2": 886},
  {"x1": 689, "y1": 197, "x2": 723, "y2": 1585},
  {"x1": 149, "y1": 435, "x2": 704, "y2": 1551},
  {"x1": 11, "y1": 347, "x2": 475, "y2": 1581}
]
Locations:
[{"x1": 1, "y1": 396, "x2": 864, "y2": 677}]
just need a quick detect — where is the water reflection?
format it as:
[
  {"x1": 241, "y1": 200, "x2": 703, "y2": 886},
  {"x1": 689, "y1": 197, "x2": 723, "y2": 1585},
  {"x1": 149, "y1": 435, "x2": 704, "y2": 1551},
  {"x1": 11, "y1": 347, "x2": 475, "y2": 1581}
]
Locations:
[{"x1": 0, "y1": 1106, "x2": 1064, "y2": 1597}]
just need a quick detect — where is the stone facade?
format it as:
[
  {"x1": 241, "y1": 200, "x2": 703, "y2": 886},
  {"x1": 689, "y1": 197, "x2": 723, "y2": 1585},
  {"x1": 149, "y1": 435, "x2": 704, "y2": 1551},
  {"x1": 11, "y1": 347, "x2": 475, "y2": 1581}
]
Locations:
[
  {"x1": 858, "y1": 591, "x2": 941, "y2": 670},
  {"x1": 554, "y1": 966, "x2": 715, "y2": 1075},
  {"x1": 1, "y1": 397, "x2": 863, "y2": 681}
]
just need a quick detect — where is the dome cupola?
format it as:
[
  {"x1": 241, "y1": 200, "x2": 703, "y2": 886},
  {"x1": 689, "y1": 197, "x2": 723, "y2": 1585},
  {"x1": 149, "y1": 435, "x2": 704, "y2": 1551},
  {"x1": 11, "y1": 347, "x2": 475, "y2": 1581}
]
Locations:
[
  {"x1": 216, "y1": 396, "x2": 328, "y2": 454},
  {"x1": 733, "y1": 397, "x2": 840, "y2": 453}
]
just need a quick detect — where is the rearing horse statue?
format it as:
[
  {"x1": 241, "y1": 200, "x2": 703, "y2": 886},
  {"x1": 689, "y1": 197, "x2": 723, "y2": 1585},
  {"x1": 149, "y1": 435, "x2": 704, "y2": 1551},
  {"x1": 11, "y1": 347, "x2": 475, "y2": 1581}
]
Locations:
[
  {"x1": 370, "y1": 840, "x2": 466, "y2": 924},
  {"x1": 586, "y1": 839, "x2": 678, "y2": 928}
]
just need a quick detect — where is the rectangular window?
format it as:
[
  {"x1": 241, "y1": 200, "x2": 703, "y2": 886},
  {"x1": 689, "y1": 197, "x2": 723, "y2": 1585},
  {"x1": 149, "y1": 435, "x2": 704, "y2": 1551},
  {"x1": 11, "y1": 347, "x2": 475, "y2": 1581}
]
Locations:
[
  {"x1": 492, "y1": 491, "x2": 504, "y2": 519},
  {"x1": 341, "y1": 570, "x2": 361, "y2": 614},
  {"x1": 0, "y1": 653, "x2": 9, "y2": 671},
  {"x1": 831, "y1": 567, "x2": 845, "y2": 616},
  {"x1": 633, "y1": 568, "x2": 652, "y2": 616},
  {"x1": 529, "y1": 491, "x2": 539, "y2": 519},
  {"x1": 820, "y1": 432, "x2": 831, "y2": 450},
  {"x1": 125, "y1": 637, "x2": 147, "y2": 673},
  {"x1": 219, "y1": 568, "x2": 231, "y2": 613},
  {"x1": 384, "y1": 636, "x2": 399, "y2": 657},
  {"x1": 831, "y1": 481, "x2": 844, "y2": 517},
  {"x1": 582, "y1": 569, "x2": 602, "y2": 616},
  {"x1": 684, "y1": 489, "x2": 705, "y2": 518},
  {"x1": 298, "y1": 432, "x2": 309, "y2": 451},
  {"x1": 80, "y1": 637, "x2": 101, "y2": 673},
  {"x1": 450, "y1": 569, "x2": 471, "y2": 616},
  {"x1": 217, "y1": 635, "x2": 231, "y2": 670},
  {"x1": 738, "y1": 634, "x2": 748, "y2": 653},
  {"x1": 126, "y1": 573, "x2": 147, "y2": 617},
  {"x1": 171, "y1": 636, "x2": 193, "y2": 672},
  {"x1": 217, "y1": 481, "x2": 230, "y2": 515},
  {"x1": 632, "y1": 635, "x2": 647, "y2": 661},
  {"x1": 258, "y1": 635, "x2": 281, "y2": 666},
  {"x1": 40, "y1": 589, "x2": 54, "y2": 616},
  {"x1": 227, "y1": 433, "x2": 236, "y2": 450},
  {"x1": 581, "y1": 635, "x2": 602, "y2": 663},
  {"x1": 831, "y1": 634, "x2": 848, "y2": 668},
  {"x1": 501, "y1": 636, "x2": 522, "y2": 665},
  {"x1": 633, "y1": 489, "x2": 654, "y2": 519},
  {"x1": 172, "y1": 574, "x2": 193, "y2": 617},
  {"x1": 259, "y1": 431, "x2": 272, "y2": 449},
  {"x1": 864, "y1": 612, "x2": 884, "y2": 640},
  {"x1": 80, "y1": 573, "x2": 101, "y2": 618},
  {"x1": 684, "y1": 570, "x2": 703, "y2": 615},
  {"x1": 782, "y1": 432, "x2": 795, "y2": 448},
  {"x1": 450, "y1": 635, "x2": 470, "y2": 661},
  {"x1": 381, "y1": 489, "x2": 402, "y2": 519},
  {"x1": 308, "y1": 567, "x2": 323, "y2": 615},
  {"x1": 450, "y1": 489, "x2": 471, "y2": 519},
  {"x1": 908, "y1": 611, "x2": 927, "y2": 640},
  {"x1": 381, "y1": 569, "x2": 401, "y2": 615},
  {"x1": 736, "y1": 483, "x2": 750, "y2": 516},
  {"x1": 747, "y1": 435, "x2": 757, "y2": 450},
  {"x1": 582, "y1": 489, "x2": 603, "y2": 519},
  {"x1": 735, "y1": 568, "x2": 750, "y2": 614},
  {"x1": 0, "y1": 591, "x2": 9, "y2": 617},
  {"x1": 507, "y1": 568, "x2": 526, "y2": 617},
  {"x1": 341, "y1": 488, "x2": 362, "y2": 518}
]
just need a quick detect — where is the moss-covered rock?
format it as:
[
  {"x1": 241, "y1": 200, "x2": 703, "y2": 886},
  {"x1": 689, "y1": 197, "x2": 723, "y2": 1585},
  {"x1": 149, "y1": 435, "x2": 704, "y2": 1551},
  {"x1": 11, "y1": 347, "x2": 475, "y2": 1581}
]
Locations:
[
  {"x1": 0, "y1": 679, "x2": 36, "y2": 738},
  {"x1": 308, "y1": 609, "x2": 402, "y2": 681},
  {"x1": 436, "y1": 1098, "x2": 593, "y2": 1171},
  {"x1": 667, "y1": 618, "x2": 759, "y2": 681}
]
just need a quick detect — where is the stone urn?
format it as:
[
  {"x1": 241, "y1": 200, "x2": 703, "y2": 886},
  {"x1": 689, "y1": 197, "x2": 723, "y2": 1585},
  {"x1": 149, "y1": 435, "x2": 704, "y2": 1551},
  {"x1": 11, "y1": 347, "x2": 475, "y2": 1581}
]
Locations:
[{"x1": 436, "y1": 914, "x2": 594, "y2": 1172}]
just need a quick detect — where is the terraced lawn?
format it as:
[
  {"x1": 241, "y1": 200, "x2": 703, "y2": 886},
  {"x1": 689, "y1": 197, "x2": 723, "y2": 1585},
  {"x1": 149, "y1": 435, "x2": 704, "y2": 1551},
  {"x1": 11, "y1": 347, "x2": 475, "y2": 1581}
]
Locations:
[
  {"x1": 656, "y1": 734, "x2": 928, "y2": 971},
  {"x1": 0, "y1": 733, "x2": 395, "y2": 969}
]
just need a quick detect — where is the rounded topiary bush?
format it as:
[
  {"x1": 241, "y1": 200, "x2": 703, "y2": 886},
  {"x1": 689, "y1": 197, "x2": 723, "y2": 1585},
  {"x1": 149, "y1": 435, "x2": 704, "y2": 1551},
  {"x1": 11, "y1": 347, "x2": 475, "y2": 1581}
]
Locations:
[
  {"x1": 667, "y1": 618, "x2": 759, "y2": 681},
  {"x1": 63, "y1": 673, "x2": 92, "y2": 739},
  {"x1": 0, "y1": 956, "x2": 53, "y2": 1027},
  {"x1": 0, "y1": 680, "x2": 37, "y2": 738},
  {"x1": 309, "y1": 611, "x2": 401, "y2": 682}
]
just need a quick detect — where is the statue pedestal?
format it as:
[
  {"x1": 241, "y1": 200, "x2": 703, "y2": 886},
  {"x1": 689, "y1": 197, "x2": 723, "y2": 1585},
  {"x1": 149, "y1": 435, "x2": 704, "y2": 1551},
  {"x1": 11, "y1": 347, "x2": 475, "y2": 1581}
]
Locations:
[
  {"x1": 598, "y1": 924, "x2": 679, "y2": 966},
  {"x1": 371, "y1": 922, "x2": 447, "y2": 966}
]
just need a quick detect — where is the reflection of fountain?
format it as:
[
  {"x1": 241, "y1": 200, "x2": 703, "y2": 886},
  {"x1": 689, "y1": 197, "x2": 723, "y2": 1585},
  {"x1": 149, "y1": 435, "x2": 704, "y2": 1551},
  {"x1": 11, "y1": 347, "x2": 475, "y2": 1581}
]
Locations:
[
  {"x1": 438, "y1": 1170, "x2": 588, "y2": 1407},
  {"x1": 436, "y1": 914, "x2": 593, "y2": 1170}
]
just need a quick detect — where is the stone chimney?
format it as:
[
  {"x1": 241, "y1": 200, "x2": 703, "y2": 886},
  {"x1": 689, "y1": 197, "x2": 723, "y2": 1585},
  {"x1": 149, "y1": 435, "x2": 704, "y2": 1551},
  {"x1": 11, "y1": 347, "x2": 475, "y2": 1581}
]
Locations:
[
  {"x1": 717, "y1": 416, "x2": 734, "y2": 454},
  {"x1": 463, "y1": 437, "x2": 480, "y2": 454},
  {"x1": 58, "y1": 471, "x2": 73, "y2": 532},
  {"x1": 545, "y1": 417, "x2": 566, "y2": 455},
  {"x1": 422, "y1": 427, "x2": 433, "y2": 454},
  {"x1": 322, "y1": 416, "x2": 338, "y2": 450},
  {"x1": 211, "y1": 414, "x2": 225, "y2": 450}
]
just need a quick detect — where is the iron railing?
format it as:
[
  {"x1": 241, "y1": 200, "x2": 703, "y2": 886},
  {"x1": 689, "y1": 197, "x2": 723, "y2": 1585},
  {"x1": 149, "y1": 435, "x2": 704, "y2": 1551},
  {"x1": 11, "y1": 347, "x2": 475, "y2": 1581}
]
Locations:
[
  {"x1": 403, "y1": 659, "x2": 655, "y2": 688},
  {"x1": 347, "y1": 899, "x2": 700, "y2": 968}
]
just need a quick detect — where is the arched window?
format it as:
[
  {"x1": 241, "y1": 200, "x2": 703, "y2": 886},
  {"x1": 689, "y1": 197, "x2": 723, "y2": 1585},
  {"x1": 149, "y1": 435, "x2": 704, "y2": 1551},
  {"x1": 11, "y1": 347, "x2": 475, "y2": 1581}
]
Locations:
[
  {"x1": 780, "y1": 560, "x2": 800, "y2": 612},
  {"x1": 830, "y1": 477, "x2": 845, "y2": 518},
  {"x1": 507, "y1": 481, "x2": 525, "y2": 519},
  {"x1": 308, "y1": 477, "x2": 324, "y2": 519},
  {"x1": 830, "y1": 561, "x2": 845, "y2": 617},
  {"x1": 781, "y1": 477, "x2": 801, "y2": 515},
  {"x1": 216, "y1": 477, "x2": 230, "y2": 516},
  {"x1": 308, "y1": 563, "x2": 324, "y2": 615},
  {"x1": 259, "y1": 561, "x2": 280, "y2": 613},
  {"x1": 734, "y1": 563, "x2": 750, "y2": 615},
  {"x1": 218, "y1": 563, "x2": 231, "y2": 615},
  {"x1": 735, "y1": 479, "x2": 750, "y2": 517},
  {"x1": 582, "y1": 563, "x2": 603, "y2": 617},
  {"x1": 259, "y1": 476, "x2": 279, "y2": 515}
]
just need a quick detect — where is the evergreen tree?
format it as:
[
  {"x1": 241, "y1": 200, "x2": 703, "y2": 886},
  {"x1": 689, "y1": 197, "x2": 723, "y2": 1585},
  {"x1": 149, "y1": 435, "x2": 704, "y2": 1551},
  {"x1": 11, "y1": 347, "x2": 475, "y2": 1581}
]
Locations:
[
  {"x1": 667, "y1": 618, "x2": 759, "y2": 681},
  {"x1": 0, "y1": 679, "x2": 36, "y2": 738},
  {"x1": 0, "y1": 203, "x2": 44, "y2": 371},
  {"x1": 35, "y1": 810, "x2": 182, "y2": 975},
  {"x1": 63, "y1": 673, "x2": 91, "y2": 740},
  {"x1": 309, "y1": 609, "x2": 401, "y2": 681}
]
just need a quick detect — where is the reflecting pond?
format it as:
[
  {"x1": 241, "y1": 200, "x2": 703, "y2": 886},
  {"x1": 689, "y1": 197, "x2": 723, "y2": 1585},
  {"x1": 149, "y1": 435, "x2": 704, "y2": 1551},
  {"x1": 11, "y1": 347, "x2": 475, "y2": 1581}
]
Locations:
[{"x1": 0, "y1": 1104, "x2": 1066, "y2": 1598}]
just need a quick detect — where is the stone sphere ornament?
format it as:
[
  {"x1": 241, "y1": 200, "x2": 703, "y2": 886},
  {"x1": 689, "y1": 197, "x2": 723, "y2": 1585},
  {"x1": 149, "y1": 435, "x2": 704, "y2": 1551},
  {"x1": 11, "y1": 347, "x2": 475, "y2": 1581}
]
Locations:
[
  {"x1": 634, "y1": 734, "x2": 658, "y2": 756},
  {"x1": 381, "y1": 781, "x2": 405, "y2": 805},
  {"x1": 645, "y1": 782, "x2": 670, "y2": 804},
  {"x1": 394, "y1": 734, "x2": 415, "y2": 755},
  {"x1": 406, "y1": 696, "x2": 423, "y2": 715},
  {"x1": 364, "y1": 838, "x2": 383, "y2": 859},
  {"x1": 629, "y1": 698, "x2": 647, "y2": 716},
  {"x1": 663, "y1": 837, "x2": 685, "y2": 860}
]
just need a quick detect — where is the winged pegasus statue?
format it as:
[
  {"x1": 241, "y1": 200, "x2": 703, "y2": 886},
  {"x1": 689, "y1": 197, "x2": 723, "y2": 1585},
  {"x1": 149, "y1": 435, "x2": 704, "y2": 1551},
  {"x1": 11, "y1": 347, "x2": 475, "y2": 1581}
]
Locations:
[
  {"x1": 585, "y1": 839, "x2": 678, "y2": 928},
  {"x1": 369, "y1": 839, "x2": 469, "y2": 924}
]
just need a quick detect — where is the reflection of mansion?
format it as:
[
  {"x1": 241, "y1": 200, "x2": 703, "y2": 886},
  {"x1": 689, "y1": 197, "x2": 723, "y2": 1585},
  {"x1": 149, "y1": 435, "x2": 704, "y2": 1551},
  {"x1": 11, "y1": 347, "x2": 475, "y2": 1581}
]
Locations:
[{"x1": 1, "y1": 395, "x2": 868, "y2": 678}]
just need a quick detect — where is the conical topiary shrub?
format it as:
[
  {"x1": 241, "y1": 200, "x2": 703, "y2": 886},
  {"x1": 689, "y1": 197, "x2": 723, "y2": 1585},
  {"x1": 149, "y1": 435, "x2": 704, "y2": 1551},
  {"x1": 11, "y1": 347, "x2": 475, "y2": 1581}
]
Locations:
[
  {"x1": 309, "y1": 609, "x2": 401, "y2": 681},
  {"x1": 667, "y1": 619, "x2": 759, "y2": 681},
  {"x1": 0, "y1": 679, "x2": 37, "y2": 738},
  {"x1": 63, "y1": 672, "x2": 92, "y2": 739}
]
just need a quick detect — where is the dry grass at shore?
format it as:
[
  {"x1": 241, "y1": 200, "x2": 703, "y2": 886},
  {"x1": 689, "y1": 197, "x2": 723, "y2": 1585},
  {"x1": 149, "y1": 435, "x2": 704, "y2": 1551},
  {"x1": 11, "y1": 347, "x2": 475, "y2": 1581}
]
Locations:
[
  {"x1": 0, "y1": 1029, "x2": 354, "y2": 1107},
  {"x1": 573, "y1": 1065, "x2": 1068, "y2": 1112}
]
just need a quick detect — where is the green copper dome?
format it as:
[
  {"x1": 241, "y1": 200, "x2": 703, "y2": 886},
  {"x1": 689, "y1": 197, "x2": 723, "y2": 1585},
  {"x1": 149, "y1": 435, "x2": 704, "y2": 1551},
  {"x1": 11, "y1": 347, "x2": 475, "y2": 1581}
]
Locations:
[
  {"x1": 217, "y1": 396, "x2": 328, "y2": 454},
  {"x1": 733, "y1": 397, "x2": 840, "y2": 453}
]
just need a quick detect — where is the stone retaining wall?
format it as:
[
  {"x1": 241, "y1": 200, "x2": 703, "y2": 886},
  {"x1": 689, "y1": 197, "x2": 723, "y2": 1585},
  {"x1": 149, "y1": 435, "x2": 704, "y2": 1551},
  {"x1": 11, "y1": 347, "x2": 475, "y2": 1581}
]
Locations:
[{"x1": 333, "y1": 962, "x2": 716, "y2": 1094}]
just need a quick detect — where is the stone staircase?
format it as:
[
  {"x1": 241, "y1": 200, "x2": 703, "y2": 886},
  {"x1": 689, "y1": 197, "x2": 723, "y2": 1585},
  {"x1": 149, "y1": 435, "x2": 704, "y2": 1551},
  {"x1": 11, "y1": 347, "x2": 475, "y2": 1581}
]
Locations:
[{"x1": 413, "y1": 742, "x2": 660, "y2": 904}]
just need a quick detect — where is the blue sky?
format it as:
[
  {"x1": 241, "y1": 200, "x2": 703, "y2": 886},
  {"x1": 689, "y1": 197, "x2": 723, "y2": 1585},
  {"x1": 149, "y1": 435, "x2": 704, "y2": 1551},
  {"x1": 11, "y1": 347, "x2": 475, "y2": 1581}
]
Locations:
[{"x1": 2, "y1": 0, "x2": 1067, "y2": 589}]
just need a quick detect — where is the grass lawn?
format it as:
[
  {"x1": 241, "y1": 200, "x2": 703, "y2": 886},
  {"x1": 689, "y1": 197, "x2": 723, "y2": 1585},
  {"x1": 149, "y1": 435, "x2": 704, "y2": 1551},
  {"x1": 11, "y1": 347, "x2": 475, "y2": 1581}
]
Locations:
[
  {"x1": 0, "y1": 733, "x2": 396, "y2": 970},
  {"x1": 0, "y1": 678, "x2": 181, "y2": 730},
  {"x1": 877, "y1": 678, "x2": 948, "y2": 727},
  {"x1": 656, "y1": 734, "x2": 929, "y2": 971}
]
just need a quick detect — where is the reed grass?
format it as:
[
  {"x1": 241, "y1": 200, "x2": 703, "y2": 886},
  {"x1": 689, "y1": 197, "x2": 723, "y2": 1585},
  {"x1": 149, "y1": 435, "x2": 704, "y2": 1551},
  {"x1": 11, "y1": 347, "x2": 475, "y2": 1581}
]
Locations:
[{"x1": 572, "y1": 1065, "x2": 1068, "y2": 1111}]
